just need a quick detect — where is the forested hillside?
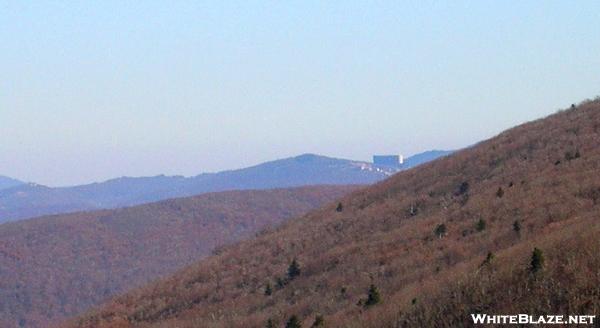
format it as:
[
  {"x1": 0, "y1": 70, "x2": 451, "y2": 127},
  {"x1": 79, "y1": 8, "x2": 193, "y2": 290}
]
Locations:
[
  {"x1": 70, "y1": 99, "x2": 600, "y2": 327},
  {"x1": 0, "y1": 185, "x2": 355, "y2": 328}
]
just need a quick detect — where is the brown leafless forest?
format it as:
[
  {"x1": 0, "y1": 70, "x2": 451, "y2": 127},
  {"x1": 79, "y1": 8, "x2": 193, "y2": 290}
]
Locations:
[
  {"x1": 0, "y1": 185, "x2": 355, "y2": 328},
  {"x1": 70, "y1": 99, "x2": 600, "y2": 328}
]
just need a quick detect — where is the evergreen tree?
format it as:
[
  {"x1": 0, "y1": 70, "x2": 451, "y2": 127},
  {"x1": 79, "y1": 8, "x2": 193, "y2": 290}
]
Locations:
[
  {"x1": 365, "y1": 284, "x2": 381, "y2": 307},
  {"x1": 434, "y1": 224, "x2": 447, "y2": 238},
  {"x1": 286, "y1": 315, "x2": 302, "y2": 328},
  {"x1": 482, "y1": 251, "x2": 494, "y2": 266},
  {"x1": 276, "y1": 276, "x2": 286, "y2": 288},
  {"x1": 287, "y1": 258, "x2": 301, "y2": 279},
  {"x1": 409, "y1": 204, "x2": 418, "y2": 216},
  {"x1": 458, "y1": 181, "x2": 469, "y2": 195},
  {"x1": 530, "y1": 248, "x2": 544, "y2": 273},
  {"x1": 496, "y1": 187, "x2": 504, "y2": 198},
  {"x1": 513, "y1": 220, "x2": 521, "y2": 233},
  {"x1": 336, "y1": 202, "x2": 343, "y2": 212},
  {"x1": 311, "y1": 315, "x2": 325, "y2": 327},
  {"x1": 264, "y1": 282, "x2": 273, "y2": 296},
  {"x1": 476, "y1": 219, "x2": 486, "y2": 232},
  {"x1": 266, "y1": 318, "x2": 275, "y2": 328}
]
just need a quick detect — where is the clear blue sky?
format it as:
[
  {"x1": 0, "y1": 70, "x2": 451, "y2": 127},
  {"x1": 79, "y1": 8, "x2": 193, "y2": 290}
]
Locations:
[{"x1": 2, "y1": 1, "x2": 599, "y2": 186}]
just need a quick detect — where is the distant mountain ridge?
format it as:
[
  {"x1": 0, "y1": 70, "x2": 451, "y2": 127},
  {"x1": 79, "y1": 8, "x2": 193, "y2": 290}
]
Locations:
[
  {"x1": 0, "y1": 152, "x2": 448, "y2": 222},
  {"x1": 0, "y1": 176, "x2": 23, "y2": 191}
]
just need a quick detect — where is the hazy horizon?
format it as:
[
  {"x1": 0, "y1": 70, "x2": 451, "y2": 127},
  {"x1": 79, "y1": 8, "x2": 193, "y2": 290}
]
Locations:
[
  {"x1": 3, "y1": 1, "x2": 600, "y2": 186},
  {"x1": 3, "y1": 150, "x2": 450, "y2": 187}
]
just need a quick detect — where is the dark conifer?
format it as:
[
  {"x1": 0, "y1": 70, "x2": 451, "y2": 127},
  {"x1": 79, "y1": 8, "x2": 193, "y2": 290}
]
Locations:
[
  {"x1": 513, "y1": 220, "x2": 521, "y2": 233},
  {"x1": 365, "y1": 284, "x2": 381, "y2": 307},
  {"x1": 264, "y1": 282, "x2": 273, "y2": 296},
  {"x1": 266, "y1": 318, "x2": 275, "y2": 328},
  {"x1": 496, "y1": 187, "x2": 504, "y2": 198},
  {"x1": 286, "y1": 315, "x2": 302, "y2": 328},
  {"x1": 311, "y1": 315, "x2": 325, "y2": 327},
  {"x1": 481, "y1": 252, "x2": 494, "y2": 266},
  {"x1": 530, "y1": 248, "x2": 544, "y2": 273},
  {"x1": 287, "y1": 258, "x2": 301, "y2": 279},
  {"x1": 434, "y1": 224, "x2": 447, "y2": 238},
  {"x1": 476, "y1": 219, "x2": 486, "y2": 232}
]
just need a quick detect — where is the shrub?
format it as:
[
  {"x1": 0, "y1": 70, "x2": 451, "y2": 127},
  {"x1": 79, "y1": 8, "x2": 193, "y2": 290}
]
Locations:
[
  {"x1": 311, "y1": 315, "x2": 325, "y2": 327},
  {"x1": 476, "y1": 219, "x2": 486, "y2": 232},
  {"x1": 286, "y1": 315, "x2": 302, "y2": 328},
  {"x1": 565, "y1": 150, "x2": 581, "y2": 161},
  {"x1": 578, "y1": 187, "x2": 600, "y2": 205},
  {"x1": 365, "y1": 284, "x2": 381, "y2": 307},
  {"x1": 336, "y1": 202, "x2": 343, "y2": 212},
  {"x1": 288, "y1": 258, "x2": 301, "y2": 280},
  {"x1": 530, "y1": 248, "x2": 544, "y2": 273},
  {"x1": 434, "y1": 224, "x2": 447, "y2": 238}
]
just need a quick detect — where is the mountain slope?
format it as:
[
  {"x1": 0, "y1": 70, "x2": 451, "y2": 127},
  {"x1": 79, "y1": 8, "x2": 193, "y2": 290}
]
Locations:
[
  {"x1": 0, "y1": 175, "x2": 24, "y2": 190},
  {"x1": 0, "y1": 154, "x2": 395, "y2": 223},
  {"x1": 403, "y1": 150, "x2": 453, "y2": 168},
  {"x1": 70, "y1": 99, "x2": 600, "y2": 328},
  {"x1": 0, "y1": 185, "x2": 356, "y2": 328}
]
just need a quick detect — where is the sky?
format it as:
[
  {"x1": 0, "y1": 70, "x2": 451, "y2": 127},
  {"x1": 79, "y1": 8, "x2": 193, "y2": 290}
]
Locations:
[{"x1": 2, "y1": 1, "x2": 600, "y2": 186}]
